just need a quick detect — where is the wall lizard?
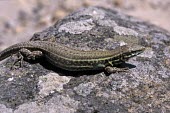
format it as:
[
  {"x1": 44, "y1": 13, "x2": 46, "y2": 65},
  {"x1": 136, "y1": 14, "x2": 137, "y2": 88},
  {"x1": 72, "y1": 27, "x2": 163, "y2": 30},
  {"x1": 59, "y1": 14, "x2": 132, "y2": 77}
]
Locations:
[{"x1": 0, "y1": 41, "x2": 145, "y2": 73}]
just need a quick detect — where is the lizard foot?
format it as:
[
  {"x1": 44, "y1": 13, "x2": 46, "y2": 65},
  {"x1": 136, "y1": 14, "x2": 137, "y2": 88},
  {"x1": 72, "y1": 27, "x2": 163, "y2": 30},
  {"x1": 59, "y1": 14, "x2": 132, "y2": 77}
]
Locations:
[
  {"x1": 105, "y1": 66, "x2": 129, "y2": 73},
  {"x1": 10, "y1": 52, "x2": 24, "y2": 69}
]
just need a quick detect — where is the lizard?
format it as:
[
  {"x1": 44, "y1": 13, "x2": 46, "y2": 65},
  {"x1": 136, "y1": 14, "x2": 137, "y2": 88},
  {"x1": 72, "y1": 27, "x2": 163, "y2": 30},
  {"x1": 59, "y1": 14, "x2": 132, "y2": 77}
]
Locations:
[{"x1": 0, "y1": 41, "x2": 145, "y2": 73}]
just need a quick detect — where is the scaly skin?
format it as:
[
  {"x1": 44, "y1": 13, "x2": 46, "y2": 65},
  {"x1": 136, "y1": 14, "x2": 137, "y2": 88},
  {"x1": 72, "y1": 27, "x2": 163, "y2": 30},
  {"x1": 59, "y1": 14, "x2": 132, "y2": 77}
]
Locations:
[{"x1": 0, "y1": 41, "x2": 145, "y2": 72}]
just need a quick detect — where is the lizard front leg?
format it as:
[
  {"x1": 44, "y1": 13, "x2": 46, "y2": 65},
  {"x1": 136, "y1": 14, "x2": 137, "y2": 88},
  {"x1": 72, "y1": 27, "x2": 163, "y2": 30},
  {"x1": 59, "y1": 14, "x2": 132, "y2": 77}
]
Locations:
[{"x1": 105, "y1": 66, "x2": 129, "y2": 73}]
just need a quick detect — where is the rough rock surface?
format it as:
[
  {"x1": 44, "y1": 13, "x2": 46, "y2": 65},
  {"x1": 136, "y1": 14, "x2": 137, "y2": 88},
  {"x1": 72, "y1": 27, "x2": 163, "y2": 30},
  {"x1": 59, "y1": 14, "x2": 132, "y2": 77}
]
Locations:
[{"x1": 0, "y1": 7, "x2": 170, "y2": 113}]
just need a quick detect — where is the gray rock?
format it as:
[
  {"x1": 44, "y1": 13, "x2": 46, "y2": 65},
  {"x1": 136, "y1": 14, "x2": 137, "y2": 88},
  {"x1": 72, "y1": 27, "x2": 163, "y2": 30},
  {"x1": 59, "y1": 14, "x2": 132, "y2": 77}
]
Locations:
[{"x1": 0, "y1": 6, "x2": 170, "y2": 113}]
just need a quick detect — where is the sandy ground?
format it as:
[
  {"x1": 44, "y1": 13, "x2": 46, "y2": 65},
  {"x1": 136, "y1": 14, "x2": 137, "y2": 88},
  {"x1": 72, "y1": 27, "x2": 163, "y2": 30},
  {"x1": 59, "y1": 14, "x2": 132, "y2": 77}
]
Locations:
[{"x1": 0, "y1": 0, "x2": 170, "y2": 49}]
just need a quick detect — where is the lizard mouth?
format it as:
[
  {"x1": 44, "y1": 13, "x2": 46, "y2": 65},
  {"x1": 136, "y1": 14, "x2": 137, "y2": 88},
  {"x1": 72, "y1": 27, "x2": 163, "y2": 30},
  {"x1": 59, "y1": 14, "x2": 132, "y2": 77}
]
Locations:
[{"x1": 122, "y1": 45, "x2": 145, "y2": 60}]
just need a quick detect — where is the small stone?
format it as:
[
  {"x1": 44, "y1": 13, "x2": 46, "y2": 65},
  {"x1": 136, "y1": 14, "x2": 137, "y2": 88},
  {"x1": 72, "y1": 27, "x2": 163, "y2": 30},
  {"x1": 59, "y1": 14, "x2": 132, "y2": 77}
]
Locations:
[{"x1": 8, "y1": 77, "x2": 14, "y2": 81}]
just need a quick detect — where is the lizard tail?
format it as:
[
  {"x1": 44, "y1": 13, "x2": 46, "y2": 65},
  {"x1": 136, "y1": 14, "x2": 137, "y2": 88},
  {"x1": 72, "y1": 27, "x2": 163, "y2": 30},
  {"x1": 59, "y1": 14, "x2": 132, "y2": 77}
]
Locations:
[{"x1": 0, "y1": 44, "x2": 22, "y2": 61}]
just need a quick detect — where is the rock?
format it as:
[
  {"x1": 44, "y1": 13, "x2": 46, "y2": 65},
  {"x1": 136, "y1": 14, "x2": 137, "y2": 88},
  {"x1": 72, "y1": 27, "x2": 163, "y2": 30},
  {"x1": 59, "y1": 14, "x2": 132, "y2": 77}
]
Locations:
[{"x1": 0, "y1": 6, "x2": 169, "y2": 113}]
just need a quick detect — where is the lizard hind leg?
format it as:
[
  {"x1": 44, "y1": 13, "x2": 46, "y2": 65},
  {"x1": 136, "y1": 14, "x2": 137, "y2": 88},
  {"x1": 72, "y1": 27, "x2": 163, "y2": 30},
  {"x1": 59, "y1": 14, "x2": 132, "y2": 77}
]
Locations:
[
  {"x1": 19, "y1": 48, "x2": 43, "y2": 60},
  {"x1": 11, "y1": 48, "x2": 43, "y2": 69}
]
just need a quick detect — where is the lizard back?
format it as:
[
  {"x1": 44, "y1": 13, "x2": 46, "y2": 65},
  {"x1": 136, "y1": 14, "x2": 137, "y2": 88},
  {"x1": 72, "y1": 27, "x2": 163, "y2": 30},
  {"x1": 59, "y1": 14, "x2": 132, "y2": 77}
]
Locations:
[{"x1": 0, "y1": 41, "x2": 145, "y2": 71}]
